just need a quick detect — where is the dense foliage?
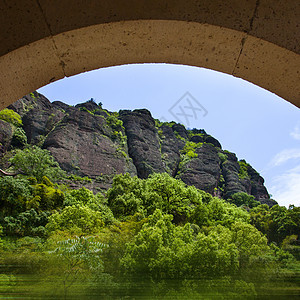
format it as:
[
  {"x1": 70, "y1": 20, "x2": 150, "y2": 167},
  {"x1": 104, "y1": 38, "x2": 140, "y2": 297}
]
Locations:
[
  {"x1": 0, "y1": 109, "x2": 22, "y2": 127},
  {"x1": 229, "y1": 192, "x2": 260, "y2": 208},
  {"x1": 0, "y1": 145, "x2": 299, "y2": 299},
  {"x1": 10, "y1": 146, "x2": 66, "y2": 182}
]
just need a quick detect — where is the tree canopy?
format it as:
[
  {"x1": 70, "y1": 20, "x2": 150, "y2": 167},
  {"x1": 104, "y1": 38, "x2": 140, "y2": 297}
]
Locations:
[
  {"x1": 0, "y1": 145, "x2": 299, "y2": 298},
  {"x1": 10, "y1": 146, "x2": 65, "y2": 182}
]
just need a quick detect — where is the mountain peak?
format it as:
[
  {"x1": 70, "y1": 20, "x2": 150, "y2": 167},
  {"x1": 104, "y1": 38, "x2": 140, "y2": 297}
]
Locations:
[{"x1": 0, "y1": 92, "x2": 277, "y2": 207}]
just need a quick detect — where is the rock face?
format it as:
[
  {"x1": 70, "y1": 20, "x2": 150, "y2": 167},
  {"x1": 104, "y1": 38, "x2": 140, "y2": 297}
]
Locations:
[
  {"x1": 44, "y1": 108, "x2": 134, "y2": 173},
  {"x1": 222, "y1": 153, "x2": 248, "y2": 197},
  {"x1": 0, "y1": 120, "x2": 13, "y2": 155},
  {"x1": 7, "y1": 92, "x2": 65, "y2": 145},
  {"x1": 159, "y1": 124, "x2": 183, "y2": 176},
  {"x1": 177, "y1": 144, "x2": 221, "y2": 194},
  {"x1": 119, "y1": 109, "x2": 165, "y2": 179},
  {"x1": 43, "y1": 105, "x2": 136, "y2": 191},
  {"x1": 23, "y1": 107, "x2": 65, "y2": 144},
  {"x1": 8, "y1": 92, "x2": 51, "y2": 117},
  {"x1": 1, "y1": 93, "x2": 274, "y2": 205}
]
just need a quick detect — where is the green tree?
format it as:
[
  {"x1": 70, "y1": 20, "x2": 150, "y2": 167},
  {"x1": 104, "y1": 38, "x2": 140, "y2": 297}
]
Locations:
[
  {"x1": 191, "y1": 197, "x2": 249, "y2": 228},
  {"x1": 64, "y1": 187, "x2": 95, "y2": 206},
  {"x1": 32, "y1": 178, "x2": 65, "y2": 210},
  {"x1": 51, "y1": 236, "x2": 107, "y2": 299},
  {"x1": 121, "y1": 209, "x2": 240, "y2": 280},
  {"x1": 10, "y1": 146, "x2": 65, "y2": 182},
  {"x1": 146, "y1": 173, "x2": 203, "y2": 222},
  {"x1": 230, "y1": 221, "x2": 270, "y2": 268},
  {"x1": 3, "y1": 209, "x2": 50, "y2": 237},
  {"x1": 269, "y1": 205, "x2": 300, "y2": 243},
  {"x1": 250, "y1": 204, "x2": 300, "y2": 244},
  {"x1": 249, "y1": 204, "x2": 270, "y2": 235},
  {"x1": 229, "y1": 192, "x2": 260, "y2": 208},
  {"x1": 107, "y1": 173, "x2": 203, "y2": 222},
  {"x1": 46, "y1": 205, "x2": 104, "y2": 235},
  {"x1": 282, "y1": 235, "x2": 300, "y2": 260},
  {"x1": 107, "y1": 174, "x2": 145, "y2": 219},
  {"x1": 64, "y1": 188, "x2": 115, "y2": 224},
  {"x1": 0, "y1": 177, "x2": 32, "y2": 215}
]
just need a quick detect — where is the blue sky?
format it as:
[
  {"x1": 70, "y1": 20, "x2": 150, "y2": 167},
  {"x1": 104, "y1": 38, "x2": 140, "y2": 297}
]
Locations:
[{"x1": 38, "y1": 63, "x2": 300, "y2": 207}]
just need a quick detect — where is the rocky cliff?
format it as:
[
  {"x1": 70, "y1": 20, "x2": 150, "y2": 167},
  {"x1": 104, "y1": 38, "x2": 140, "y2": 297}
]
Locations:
[{"x1": 0, "y1": 92, "x2": 276, "y2": 206}]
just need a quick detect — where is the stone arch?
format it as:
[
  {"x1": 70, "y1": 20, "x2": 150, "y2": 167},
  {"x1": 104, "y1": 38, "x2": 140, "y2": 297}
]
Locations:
[{"x1": 0, "y1": 0, "x2": 299, "y2": 109}]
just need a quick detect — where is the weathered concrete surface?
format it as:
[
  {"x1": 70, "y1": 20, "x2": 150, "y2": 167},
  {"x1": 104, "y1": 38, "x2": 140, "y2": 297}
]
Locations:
[{"x1": 0, "y1": 0, "x2": 299, "y2": 109}]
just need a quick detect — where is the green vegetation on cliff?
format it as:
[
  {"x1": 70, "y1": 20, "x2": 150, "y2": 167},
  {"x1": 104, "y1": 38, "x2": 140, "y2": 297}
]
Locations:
[{"x1": 0, "y1": 109, "x2": 22, "y2": 127}]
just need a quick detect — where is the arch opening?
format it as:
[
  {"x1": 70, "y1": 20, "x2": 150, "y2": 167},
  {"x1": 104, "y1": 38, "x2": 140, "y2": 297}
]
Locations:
[{"x1": 35, "y1": 62, "x2": 300, "y2": 207}]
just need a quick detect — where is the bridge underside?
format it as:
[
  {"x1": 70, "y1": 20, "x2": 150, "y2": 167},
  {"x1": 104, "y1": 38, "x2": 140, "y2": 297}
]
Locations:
[{"x1": 0, "y1": 0, "x2": 299, "y2": 109}]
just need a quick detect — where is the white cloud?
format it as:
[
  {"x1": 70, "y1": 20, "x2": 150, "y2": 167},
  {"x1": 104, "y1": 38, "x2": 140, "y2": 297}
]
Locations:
[
  {"x1": 270, "y1": 166, "x2": 300, "y2": 207},
  {"x1": 287, "y1": 164, "x2": 300, "y2": 173},
  {"x1": 269, "y1": 148, "x2": 300, "y2": 167},
  {"x1": 267, "y1": 150, "x2": 300, "y2": 207},
  {"x1": 290, "y1": 123, "x2": 300, "y2": 140}
]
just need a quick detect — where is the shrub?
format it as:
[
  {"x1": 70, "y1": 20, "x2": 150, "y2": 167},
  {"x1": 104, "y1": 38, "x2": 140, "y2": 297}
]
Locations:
[
  {"x1": 32, "y1": 180, "x2": 65, "y2": 210},
  {"x1": 181, "y1": 141, "x2": 203, "y2": 158},
  {"x1": 46, "y1": 205, "x2": 104, "y2": 235},
  {"x1": 229, "y1": 192, "x2": 260, "y2": 208},
  {"x1": 11, "y1": 127, "x2": 27, "y2": 147},
  {"x1": 106, "y1": 114, "x2": 123, "y2": 130},
  {"x1": 238, "y1": 160, "x2": 250, "y2": 179},
  {"x1": 0, "y1": 177, "x2": 32, "y2": 214},
  {"x1": 218, "y1": 152, "x2": 228, "y2": 163},
  {"x1": 0, "y1": 109, "x2": 22, "y2": 127},
  {"x1": 3, "y1": 209, "x2": 50, "y2": 237}
]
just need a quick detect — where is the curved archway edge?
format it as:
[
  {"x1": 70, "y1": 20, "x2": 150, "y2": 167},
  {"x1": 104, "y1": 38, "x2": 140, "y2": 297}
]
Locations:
[{"x1": 0, "y1": 0, "x2": 299, "y2": 109}]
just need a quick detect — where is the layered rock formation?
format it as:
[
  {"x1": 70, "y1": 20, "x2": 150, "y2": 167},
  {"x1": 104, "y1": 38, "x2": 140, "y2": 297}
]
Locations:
[{"x1": 0, "y1": 92, "x2": 276, "y2": 205}]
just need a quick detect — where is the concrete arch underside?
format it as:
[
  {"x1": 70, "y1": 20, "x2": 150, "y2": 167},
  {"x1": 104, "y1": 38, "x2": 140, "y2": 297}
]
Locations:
[{"x1": 0, "y1": 0, "x2": 299, "y2": 110}]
